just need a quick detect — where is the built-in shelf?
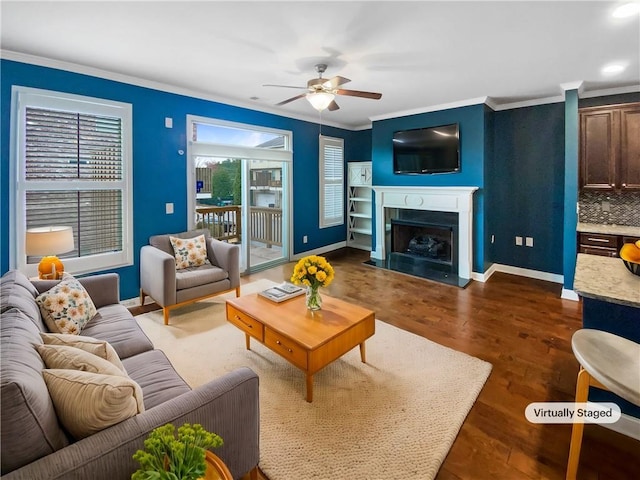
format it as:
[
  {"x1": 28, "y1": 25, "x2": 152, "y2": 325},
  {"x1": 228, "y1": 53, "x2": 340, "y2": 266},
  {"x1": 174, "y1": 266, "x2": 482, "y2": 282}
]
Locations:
[{"x1": 347, "y1": 162, "x2": 372, "y2": 251}]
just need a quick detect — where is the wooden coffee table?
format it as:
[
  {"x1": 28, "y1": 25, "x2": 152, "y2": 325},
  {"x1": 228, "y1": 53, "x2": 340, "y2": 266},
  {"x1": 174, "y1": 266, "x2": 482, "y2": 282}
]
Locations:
[{"x1": 226, "y1": 293, "x2": 375, "y2": 402}]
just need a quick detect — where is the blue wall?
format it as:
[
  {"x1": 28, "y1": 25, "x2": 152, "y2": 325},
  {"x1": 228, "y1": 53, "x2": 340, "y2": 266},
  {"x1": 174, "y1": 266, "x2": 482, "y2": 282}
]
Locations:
[
  {"x1": 491, "y1": 102, "x2": 566, "y2": 274},
  {"x1": 563, "y1": 90, "x2": 580, "y2": 290},
  {"x1": 0, "y1": 59, "x2": 360, "y2": 299},
  {"x1": 371, "y1": 104, "x2": 487, "y2": 272}
]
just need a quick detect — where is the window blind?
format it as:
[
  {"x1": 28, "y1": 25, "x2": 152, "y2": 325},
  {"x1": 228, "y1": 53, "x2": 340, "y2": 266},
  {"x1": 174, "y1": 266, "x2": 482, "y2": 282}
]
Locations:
[
  {"x1": 319, "y1": 135, "x2": 344, "y2": 228},
  {"x1": 24, "y1": 107, "x2": 124, "y2": 261}
]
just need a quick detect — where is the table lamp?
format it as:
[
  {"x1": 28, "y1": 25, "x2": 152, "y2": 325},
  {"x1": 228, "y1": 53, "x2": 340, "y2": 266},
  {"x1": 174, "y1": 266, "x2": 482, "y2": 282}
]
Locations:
[{"x1": 25, "y1": 226, "x2": 75, "y2": 279}]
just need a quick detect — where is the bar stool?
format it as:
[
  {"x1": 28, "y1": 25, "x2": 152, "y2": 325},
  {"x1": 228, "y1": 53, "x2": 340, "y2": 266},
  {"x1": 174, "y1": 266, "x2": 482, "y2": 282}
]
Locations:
[{"x1": 566, "y1": 329, "x2": 640, "y2": 480}]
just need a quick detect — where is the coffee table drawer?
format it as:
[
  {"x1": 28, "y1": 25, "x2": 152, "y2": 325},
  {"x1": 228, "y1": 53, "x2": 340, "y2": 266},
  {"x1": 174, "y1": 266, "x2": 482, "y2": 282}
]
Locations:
[
  {"x1": 265, "y1": 328, "x2": 307, "y2": 370},
  {"x1": 227, "y1": 305, "x2": 264, "y2": 341}
]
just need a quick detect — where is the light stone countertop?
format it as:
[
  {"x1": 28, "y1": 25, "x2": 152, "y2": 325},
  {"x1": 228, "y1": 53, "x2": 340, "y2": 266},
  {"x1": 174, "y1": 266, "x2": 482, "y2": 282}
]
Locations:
[
  {"x1": 577, "y1": 222, "x2": 640, "y2": 237},
  {"x1": 574, "y1": 253, "x2": 640, "y2": 308}
]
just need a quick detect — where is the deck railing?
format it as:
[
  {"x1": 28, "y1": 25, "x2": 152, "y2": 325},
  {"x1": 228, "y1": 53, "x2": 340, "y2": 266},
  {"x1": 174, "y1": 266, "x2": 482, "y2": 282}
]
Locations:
[
  {"x1": 250, "y1": 206, "x2": 282, "y2": 248},
  {"x1": 195, "y1": 205, "x2": 282, "y2": 248},
  {"x1": 195, "y1": 205, "x2": 241, "y2": 243}
]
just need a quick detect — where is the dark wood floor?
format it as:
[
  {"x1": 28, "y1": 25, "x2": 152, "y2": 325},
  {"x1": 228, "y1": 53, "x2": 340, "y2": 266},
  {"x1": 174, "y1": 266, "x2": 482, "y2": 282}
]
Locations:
[
  {"x1": 234, "y1": 248, "x2": 640, "y2": 480},
  {"x1": 134, "y1": 248, "x2": 640, "y2": 479}
]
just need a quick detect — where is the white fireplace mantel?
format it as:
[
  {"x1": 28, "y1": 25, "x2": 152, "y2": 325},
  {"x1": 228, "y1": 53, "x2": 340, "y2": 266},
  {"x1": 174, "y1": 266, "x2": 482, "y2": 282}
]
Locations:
[{"x1": 371, "y1": 186, "x2": 479, "y2": 279}]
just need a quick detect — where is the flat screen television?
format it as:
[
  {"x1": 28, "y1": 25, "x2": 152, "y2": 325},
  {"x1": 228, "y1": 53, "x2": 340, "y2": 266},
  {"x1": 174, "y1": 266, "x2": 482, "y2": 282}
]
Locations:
[{"x1": 393, "y1": 123, "x2": 460, "y2": 174}]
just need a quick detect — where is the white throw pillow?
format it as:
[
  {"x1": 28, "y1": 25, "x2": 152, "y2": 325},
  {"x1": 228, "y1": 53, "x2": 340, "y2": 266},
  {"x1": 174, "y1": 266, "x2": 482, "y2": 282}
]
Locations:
[
  {"x1": 36, "y1": 273, "x2": 97, "y2": 335},
  {"x1": 40, "y1": 332, "x2": 126, "y2": 374},
  {"x1": 169, "y1": 234, "x2": 210, "y2": 270},
  {"x1": 42, "y1": 369, "x2": 144, "y2": 440}
]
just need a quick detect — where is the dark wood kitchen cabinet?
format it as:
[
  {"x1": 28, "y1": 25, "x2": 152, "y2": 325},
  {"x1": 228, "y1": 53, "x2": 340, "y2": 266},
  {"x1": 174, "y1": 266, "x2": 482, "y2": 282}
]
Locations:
[{"x1": 579, "y1": 102, "x2": 640, "y2": 191}]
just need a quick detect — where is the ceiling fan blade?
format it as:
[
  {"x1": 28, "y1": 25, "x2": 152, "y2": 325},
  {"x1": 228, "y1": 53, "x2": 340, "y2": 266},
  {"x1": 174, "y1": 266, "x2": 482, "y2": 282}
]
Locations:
[
  {"x1": 323, "y1": 75, "x2": 351, "y2": 89},
  {"x1": 276, "y1": 93, "x2": 307, "y2": 106},
  {"x1": 327, "y1": 100, "x2": 340, "y2": 111},
  {"x1": 336, "y1": 89, "x2": 382, "y2": 100},
  {"x1": 263, "y1": 84, "x2": 307, "y2": 89}
]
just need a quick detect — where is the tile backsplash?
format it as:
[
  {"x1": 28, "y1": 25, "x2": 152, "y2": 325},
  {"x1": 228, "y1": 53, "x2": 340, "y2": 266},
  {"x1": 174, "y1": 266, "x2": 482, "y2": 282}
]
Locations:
[{"x1": 579, "y1": 190, "x2": 640, "y2": 226}]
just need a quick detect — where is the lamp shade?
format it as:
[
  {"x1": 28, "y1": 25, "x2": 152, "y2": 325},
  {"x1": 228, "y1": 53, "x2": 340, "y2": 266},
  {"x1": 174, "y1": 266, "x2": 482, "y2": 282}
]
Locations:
[
  {"x1": 25, "y1": 226, "x2": 74, "y2": 256},
  {"x1": 306, "y1": 92, "x2": 335, "y2": 112}
]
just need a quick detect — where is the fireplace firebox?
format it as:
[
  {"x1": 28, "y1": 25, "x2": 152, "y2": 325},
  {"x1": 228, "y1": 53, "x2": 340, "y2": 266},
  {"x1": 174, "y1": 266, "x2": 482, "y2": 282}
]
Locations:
[{"x1": 366, "y1": 207, "x2": 469, "y2": 287}]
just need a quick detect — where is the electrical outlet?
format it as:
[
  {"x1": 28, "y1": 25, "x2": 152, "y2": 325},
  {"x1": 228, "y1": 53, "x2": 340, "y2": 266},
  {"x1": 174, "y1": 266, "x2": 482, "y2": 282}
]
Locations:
[
  {"x1": 165, "y1": 203, "x2": 174, "y2": 214},
  {"x1": 515, "y1": 236, "x2": 523, "y2": 246},
  {"x1": 526, "y1": 237, "x2": 534, "y2": 247},
  {"x1": 303, "y1": 235, "x2": 308, "y2": 244},
  {"x1": 165, "y1": 117, "x2": 173, "y2": 128}
]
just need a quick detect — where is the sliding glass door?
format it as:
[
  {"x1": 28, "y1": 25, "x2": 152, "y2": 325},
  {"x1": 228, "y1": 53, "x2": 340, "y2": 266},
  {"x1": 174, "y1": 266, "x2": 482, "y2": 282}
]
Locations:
[{"x1": 187, "y1": 116, "x2": 292, "y2": 273}]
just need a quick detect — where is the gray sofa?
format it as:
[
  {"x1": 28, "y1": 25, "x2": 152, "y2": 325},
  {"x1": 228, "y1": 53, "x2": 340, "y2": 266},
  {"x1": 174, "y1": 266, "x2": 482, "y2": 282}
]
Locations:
[
  {"x1": 140, "y1": 229, "x2": 240, "y2": 325},
  {"x1": 0, "y1": 270, "x2": 259, "y2": 479}
]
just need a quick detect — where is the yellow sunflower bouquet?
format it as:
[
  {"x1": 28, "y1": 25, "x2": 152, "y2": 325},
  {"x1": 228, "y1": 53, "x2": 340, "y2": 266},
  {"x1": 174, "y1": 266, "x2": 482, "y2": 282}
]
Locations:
[
  {"x1": 291, "y1": 255, "x2": 335, "y2": 289},
  {"x1": 290, "y1": 255, "x2": 334, "y2": 310}
]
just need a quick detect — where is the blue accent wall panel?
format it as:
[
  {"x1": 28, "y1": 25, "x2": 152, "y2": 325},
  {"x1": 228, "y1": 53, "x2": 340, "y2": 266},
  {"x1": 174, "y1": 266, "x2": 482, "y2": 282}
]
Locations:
[
  {"x1": 563, "y1": 91, "x2": 579, "y2": 289},
  {"x1": 371, "y1": 104, "x2": 486, "y2": 272},
  {"x1": 483, "y1": 106, "x2": 495, "y2": 271},
  {"x1": 490, "y1": 103, "x2": 565, "y2": 274},
  {"x1": 1, "y1": 59, "x2": 360, "y2": 299}
]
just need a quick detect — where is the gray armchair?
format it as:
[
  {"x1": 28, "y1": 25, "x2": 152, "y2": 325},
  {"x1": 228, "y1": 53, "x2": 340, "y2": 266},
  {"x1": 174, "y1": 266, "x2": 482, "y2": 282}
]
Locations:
[{"x1": 140, "y1": 229, "x2": 240, "y2": 325}]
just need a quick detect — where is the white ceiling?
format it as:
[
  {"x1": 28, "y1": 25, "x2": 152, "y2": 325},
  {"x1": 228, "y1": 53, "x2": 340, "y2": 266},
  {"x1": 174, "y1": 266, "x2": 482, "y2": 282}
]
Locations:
[{"x1": 2, "y1": 1, "x2": 639, "y2": 129}]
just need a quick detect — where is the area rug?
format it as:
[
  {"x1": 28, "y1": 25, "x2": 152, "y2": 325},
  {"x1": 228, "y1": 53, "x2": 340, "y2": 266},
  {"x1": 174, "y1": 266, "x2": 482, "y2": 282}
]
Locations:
[{"x1": 136, "y1": 279, "x2": 492, "y2": 479}]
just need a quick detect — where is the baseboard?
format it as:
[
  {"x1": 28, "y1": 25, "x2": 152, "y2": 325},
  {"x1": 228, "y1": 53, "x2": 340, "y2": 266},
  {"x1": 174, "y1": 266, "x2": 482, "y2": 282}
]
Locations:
[
  {"x1": 293, "y1": 241, "x2": 347, "y2": 260},
  {"x1": 561, "y1": 288, "x2": 580, "y2": 301},
  {"x1": 600, "y1": 413, "x2": 640, "y2": 441},
  {"x1": 472, "y1": 263, "x2": 498, "y2": 282},
  {"x1": 474, "y1": 263, "x2": 565, "y2": 285}
]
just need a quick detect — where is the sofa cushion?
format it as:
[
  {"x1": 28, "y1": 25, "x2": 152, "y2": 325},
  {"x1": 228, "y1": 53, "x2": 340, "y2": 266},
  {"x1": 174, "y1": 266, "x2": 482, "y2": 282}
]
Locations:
[
  {"x1": 36, "y1": 273, "x2": 97, "y2": 334},
  {"x1": 0, "y1": 270, "x2": 46, "y2": 331},
  {"x1": 122, "y1": 349, "x2": 191, "y2": 410},
  {"x1": 43, "y1": 369, "x2": 144, "y2": 440},
  {"x1": 40, "y1": 332, "x2": 127, "y2": 373},
  {"x1": 175, "y1": 264, "x2": 229, "y2": 290},
  {"x1": 170, "y1": 234, "x2": 211, "y2": 270},
  {"x1": 0, "y1": 308, "x2": 69, "y2": 475},
  {"x1": 80, "y1": 304, "x2": 154, "y2": 359}
]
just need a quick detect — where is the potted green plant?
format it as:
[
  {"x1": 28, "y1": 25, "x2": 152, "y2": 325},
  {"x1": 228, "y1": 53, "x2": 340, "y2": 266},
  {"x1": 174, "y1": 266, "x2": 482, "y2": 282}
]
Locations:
[{"x1": 132, "y1": 423, "x2": 223, "y2": 480}]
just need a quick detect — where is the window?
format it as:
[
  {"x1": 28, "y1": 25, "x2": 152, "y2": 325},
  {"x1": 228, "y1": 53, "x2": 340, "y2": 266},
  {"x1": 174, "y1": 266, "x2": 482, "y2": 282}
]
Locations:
[
  {"x1": 11, "y1": 87, "x2": 133, "y2": 276},
  {"x1": 319, "y1": 135, "x2": 344, "y2": 228}
]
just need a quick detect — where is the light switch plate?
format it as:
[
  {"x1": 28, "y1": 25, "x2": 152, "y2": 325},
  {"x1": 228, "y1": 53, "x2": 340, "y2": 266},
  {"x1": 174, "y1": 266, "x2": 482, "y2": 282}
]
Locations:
[
  {"x1": 165, "y1": 117, "x2": 173, "y2": 128},
  {"x1": 166, "y1": 203, "x2": 174, "y2": 214}
]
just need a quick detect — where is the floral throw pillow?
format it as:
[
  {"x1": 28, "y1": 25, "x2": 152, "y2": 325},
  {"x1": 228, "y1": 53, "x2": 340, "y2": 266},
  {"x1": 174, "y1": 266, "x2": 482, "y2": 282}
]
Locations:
[
  {"x1": 36, "y1": 273, "x2": 97, "y2": 335},
  {"x1": 169, "y1": 234, "x2": 210, "y2": 270}
]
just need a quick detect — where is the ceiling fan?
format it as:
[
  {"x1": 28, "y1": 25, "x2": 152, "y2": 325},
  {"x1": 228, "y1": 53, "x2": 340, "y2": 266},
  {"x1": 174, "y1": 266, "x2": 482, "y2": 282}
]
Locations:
[{"x1": 264, "y1": 64, "x2": 382, "y2": 112}]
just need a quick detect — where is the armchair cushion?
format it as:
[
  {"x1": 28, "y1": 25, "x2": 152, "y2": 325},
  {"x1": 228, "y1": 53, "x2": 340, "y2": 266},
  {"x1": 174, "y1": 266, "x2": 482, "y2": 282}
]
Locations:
[
  {"x1": 170, "y1": 234, "x2": 210, "y2": 270},
  {"x1": 175, "y1": 264, "x2": 229, "y2": 290},
  {"x1": 150, "y1": 228, "x2": 211, "y2": 257}
]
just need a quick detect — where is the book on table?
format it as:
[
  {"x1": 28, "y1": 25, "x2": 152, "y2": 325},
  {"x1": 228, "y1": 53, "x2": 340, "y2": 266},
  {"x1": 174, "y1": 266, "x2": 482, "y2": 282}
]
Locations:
[{"x1": 259, "y1": 282, "x2": 305, "y2": 303}]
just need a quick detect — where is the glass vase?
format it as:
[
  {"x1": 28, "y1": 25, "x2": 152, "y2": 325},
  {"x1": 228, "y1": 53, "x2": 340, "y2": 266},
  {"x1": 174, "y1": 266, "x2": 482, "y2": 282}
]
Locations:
[{"x1": 306, "y1": 285, "x2": 322, "y2": 311}]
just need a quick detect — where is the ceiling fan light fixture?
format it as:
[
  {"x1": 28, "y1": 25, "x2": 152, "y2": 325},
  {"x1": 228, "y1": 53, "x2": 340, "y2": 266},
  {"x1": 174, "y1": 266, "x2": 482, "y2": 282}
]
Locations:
[{"x1": 306, "y1": 92, "x2": 335, "y2": 111}]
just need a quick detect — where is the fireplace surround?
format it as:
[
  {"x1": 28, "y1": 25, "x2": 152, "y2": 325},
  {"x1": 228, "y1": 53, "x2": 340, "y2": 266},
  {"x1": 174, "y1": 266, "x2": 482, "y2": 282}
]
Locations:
[{"x1": 370, "y1": 186, "x2": 478, "y2": 285}]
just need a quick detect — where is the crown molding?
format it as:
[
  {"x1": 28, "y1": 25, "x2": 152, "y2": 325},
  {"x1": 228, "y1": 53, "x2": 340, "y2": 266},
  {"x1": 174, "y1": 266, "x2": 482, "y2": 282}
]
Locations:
[
  {"x1": 580, "y1": 83, "x2": 640, "y2": 99},
  {"x1": 369, "y1": 97, "x2": 489, "y2": 123},
  {"x1": 560, "y1": 81, "x2": 585, "y2": 94},
  {"x1": 0, "y1": 49, "x2": 352, "y2": 131},
  {"x1": 490, "y1": 95, "x2": 566, "y2": 111}
]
